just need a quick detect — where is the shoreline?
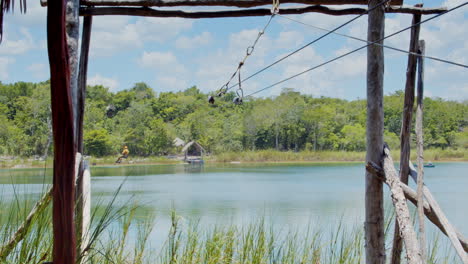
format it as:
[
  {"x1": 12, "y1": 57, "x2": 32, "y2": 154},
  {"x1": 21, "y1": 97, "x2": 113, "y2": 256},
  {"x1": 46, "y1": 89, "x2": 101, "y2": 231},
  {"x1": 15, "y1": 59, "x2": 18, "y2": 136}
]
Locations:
[{"x1": 1, "y1": 157, "x2": 466, "y2": 170}]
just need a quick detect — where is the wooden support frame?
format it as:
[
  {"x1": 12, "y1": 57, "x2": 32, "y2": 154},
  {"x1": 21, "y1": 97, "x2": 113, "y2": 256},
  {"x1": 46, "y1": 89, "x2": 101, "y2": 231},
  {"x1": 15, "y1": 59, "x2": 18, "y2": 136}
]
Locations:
[
  {"x1": 408, "y1": 164, "x2": 468, "y2": 263},
  {"x1": 391, "y1": 10, "x2": 421, "y2": 264},
  {"x1": 366, "y1": 162, "x2": 468, "y2": 254},
  {"x1": 0, "y1": 0, "x2": 453, "y2": 263},
  {"x1": 76, "y1": 160, "x2": 92, "y2": 264},
  {"x1": 0, "y1": 187, "x2": 52, "y2": 261},
  {"x1": 415, "y1": 39, "x2": 426, "y2": 262},
  {"x1": 76, "y1": 16, "x2": 92, "y2": 264},
  {"x1": 79, "y1": 5, "x2": 446, "y2": 18},
  {"x1": 365, "y1": 1, "x2": 385, "y2": 263},
  {"x1": 42, "y1": 0, "x2": 403, "y2": 8},
  {"x1": 382, "y1": 147, "x2": 423, "y2": 264},
  {"x1": 77, "y1": 16, "x2": 92, "y2": 154},
  {"x1": 67, "y1": 0, "x2": 81, "y2": 141},
  {"x1": 47, "y1": 0, "x2": 77, "y2": 262}
]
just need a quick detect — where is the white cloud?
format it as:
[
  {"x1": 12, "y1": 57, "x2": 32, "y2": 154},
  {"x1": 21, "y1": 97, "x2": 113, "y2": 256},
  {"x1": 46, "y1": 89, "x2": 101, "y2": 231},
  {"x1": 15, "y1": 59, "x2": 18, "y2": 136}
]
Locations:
[
  {"x1": 275, "y1": 31, "x2": 304, "y2": 49},
  {"x1": 0, "y1": 57, "x2": 15, "y2": 79},
  {"x1": 27, "y1": 63, "x2": 48, "y2": 79},
  {"x1": 193, "y1": 28, "x2": 273, "y2": 93},
  {"x1": 90, "y1": 17, "x2": 192, "y2": 57},
  {"x1": 88, "y1": 74, "x2": 119, "y2": 91},
  {"x1": 155, "y1": 76, "x2": 188, "y2": 92},
  {"x1": 0, "y1": 27, "x2": 34, "y2": 55},
  {"x1": 331, "y1": 47, "x2": 367, "y2": 78},
  {"x1": 175, "y1": 32, "x2": 212, "y2": 49},
  {"x1": 138, "y1": 51, "x2": 186, "y2": 74}
]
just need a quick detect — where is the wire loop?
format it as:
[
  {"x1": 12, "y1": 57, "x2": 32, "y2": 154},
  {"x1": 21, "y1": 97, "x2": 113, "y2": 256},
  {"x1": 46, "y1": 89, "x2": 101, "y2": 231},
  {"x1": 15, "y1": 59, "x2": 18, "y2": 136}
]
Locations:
[
  {"x1": 246, "y1": 46, "x2": 254, "y2": 56},
  {"x1": 271, "y1": 0, "x2": 280, "y2": 14}
]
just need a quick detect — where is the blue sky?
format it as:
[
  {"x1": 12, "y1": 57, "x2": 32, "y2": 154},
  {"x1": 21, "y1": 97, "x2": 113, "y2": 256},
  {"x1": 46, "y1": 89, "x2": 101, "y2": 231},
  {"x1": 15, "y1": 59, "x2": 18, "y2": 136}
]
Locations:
[{"x1": 0, "y1": 0, "x2": 467, "y2": 100}]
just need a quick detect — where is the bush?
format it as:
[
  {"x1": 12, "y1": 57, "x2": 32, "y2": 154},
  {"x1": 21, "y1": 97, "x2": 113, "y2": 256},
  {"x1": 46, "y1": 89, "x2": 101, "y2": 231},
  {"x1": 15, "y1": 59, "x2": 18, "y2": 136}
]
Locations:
[{"x1": 84, "y1": 128, "x2": 113, "y2": 157}]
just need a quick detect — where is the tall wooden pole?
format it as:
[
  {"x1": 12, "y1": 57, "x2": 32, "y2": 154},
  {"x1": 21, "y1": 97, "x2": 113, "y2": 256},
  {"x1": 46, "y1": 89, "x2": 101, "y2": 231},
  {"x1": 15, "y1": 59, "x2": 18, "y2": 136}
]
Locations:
[
  {"x1": 365, "y1": 0, "x2": 385, "y2": 263},
  {"x1": 67, "y1": 0, "x2": 81, "y2": 142},
  {"x1": 77, "y1": 16, "x2": 92, "y2": 154},
  {"x1": 391, "y1": 10, "x2": 421, "y2": 264},
  {"x1": 76, "y1": 16, "x2": 93, "y2": 263},
  {"x1": 415, "y1": 39, "x2": 427, "y2": 263},
  {"x1": 47, "y1": 0, "x2": 77, "y2": 262}
]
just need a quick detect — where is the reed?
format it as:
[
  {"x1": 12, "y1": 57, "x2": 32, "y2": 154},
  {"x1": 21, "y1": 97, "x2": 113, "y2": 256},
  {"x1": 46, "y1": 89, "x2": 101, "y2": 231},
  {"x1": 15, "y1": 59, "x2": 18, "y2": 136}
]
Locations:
[{"x1": 0, "y1": 185, "x2": 463, "y2": 264}]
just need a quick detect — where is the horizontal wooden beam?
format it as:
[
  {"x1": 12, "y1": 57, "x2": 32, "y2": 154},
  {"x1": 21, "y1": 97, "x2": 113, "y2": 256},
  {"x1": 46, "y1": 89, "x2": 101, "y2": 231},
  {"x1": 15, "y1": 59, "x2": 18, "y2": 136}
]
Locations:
[
  {"x1": 41, "y1": 0, "x2": 406, "y2": 7},
  {"x1": 80, "y1": 5, "x2": 446, "y2": 18},
  {"x1": 76, "y1": 0, "x2": 403, "y2": 8}
]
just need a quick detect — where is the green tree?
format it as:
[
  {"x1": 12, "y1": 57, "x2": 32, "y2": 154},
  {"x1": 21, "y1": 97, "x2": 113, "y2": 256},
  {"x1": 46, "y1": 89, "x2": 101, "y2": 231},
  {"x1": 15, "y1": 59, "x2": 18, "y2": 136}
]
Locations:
[{"x1": 84, "y1": 128, "x2": 113, "y2": 157}]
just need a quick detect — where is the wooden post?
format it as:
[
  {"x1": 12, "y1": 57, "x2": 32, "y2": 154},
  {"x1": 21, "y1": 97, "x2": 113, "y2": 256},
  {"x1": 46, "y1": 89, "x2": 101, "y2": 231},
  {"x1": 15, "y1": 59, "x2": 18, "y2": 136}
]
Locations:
[
  {"x1": 391, "y1": 9, "x2": 421, "y2": 264},
  {"x1": 402, "y1": 183, "x2": 468, "y2": 253},
  {"x1": 0, "y1": 188, "x2": 52, "y2": 261},
  {"x1": 47, "y1": 0, "x2": 77, "y2": 261},
  {"x1": 67, "y1": 0, "x2": 81, "y2": 140},
  {"x1": 75, "y1": 16, "x2": 92, "y2": 263},
  {"x1": 415, "y1": 39, "x2": 426, "y2": 262},
  {"x1": 408, "y1": 164, "x2": 468, "y2": 263},
  {"x1": 365, "y1": 1, "x2": 385, "y2": 263},
  {"x1": 382, "y1": 147, "x2": 423, "y2": 264},
  {"x1": 77, "y1": 16, "x2": 92, "y2": 154},
  {"x1": 76, "y1": 160, "x2": 91, "y2": 263},
  {"x1": 366, "y1": 162, "x2": 468, "y2": 253}
]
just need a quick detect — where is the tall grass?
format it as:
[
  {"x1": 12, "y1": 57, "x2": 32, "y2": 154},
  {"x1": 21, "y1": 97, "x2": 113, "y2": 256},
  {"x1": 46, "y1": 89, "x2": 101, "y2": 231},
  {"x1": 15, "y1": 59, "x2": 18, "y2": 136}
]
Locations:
[
  {"x1": 0, "y1": 186, "x2": 463, "y2": 264},
  {"x1": 210, "y1": 150, "x2": 365, "y2": 163},
  {"x1": 209, "y1": 148, "x2": 467, "y2": 163}
]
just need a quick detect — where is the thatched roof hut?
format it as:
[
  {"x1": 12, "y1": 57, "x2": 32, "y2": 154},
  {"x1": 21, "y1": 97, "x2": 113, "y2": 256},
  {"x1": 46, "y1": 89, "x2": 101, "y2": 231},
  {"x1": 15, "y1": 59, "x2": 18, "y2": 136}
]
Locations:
[{"x1": 181, "y1": 141, "x2": 205, "y2": 159}]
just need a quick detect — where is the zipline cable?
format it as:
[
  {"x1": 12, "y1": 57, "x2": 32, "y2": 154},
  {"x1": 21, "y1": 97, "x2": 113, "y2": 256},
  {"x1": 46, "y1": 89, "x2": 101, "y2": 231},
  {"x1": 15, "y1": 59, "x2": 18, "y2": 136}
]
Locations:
[
  {"x1": 212, "y1": 5, "x2": 278, "y2": 101},
  {"x1": 277, "y1": 13, "x2": 468, "y2": 69},
  {"x1": 222, "y1": 0, "x2": 391, "y2": 93},
  {"x1": 245, "y1": 1, "x2": 468, "y2": 97}
]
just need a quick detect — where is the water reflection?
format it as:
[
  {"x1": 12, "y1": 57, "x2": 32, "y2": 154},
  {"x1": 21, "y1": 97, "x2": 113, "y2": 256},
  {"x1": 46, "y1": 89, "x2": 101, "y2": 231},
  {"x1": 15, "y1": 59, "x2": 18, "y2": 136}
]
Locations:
[{"x1": 1, "y1": 162, "x2": 467, "y2": 251}]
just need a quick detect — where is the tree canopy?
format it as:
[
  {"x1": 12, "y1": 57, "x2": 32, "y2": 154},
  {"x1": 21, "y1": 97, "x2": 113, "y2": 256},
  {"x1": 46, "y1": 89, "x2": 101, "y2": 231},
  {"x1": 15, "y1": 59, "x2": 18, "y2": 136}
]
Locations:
[{"x1": 0, "y1": 81, "x2": 466, "y2": 157}]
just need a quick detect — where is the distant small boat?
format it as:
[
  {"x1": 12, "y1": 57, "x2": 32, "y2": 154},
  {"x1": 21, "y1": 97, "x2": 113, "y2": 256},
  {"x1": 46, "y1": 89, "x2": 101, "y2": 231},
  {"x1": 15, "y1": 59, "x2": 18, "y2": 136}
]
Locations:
[
  {"x1": 186, "y1": 158, "x2": 204, "y2": 164},
  {"x1": 424, "y1": 162, "x2": 435, "y2": 168}
]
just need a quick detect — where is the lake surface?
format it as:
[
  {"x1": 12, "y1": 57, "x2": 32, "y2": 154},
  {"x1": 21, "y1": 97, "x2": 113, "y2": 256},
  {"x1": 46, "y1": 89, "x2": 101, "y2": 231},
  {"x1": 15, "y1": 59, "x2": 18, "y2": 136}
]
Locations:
[{"x1": 1, "y1": 162, "x2": 467, "y2": 251}]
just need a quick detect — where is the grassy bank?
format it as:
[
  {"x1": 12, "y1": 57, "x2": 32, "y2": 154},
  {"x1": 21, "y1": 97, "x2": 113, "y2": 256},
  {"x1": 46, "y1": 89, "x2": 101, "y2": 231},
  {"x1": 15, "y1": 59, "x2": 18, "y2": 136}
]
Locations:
[
  {"x1": 208, "y1": 148, "x2": 467, "y2": 163},
  {"x1": 0, "y1": 148, "x2": 465, "y2": 169}
]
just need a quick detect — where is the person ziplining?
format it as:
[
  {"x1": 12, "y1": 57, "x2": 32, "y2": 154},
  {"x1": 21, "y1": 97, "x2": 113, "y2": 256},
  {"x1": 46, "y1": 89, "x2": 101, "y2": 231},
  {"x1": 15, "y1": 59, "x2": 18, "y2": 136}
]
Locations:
[{"x1": 115, "y1": 146, "x2": 129, "y2": 164}]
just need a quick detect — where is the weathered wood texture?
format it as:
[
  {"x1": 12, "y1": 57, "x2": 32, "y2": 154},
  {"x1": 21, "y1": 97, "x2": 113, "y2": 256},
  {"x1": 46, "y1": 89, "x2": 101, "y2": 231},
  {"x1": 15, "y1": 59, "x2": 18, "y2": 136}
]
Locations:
[
  {"x1": 365, "y1": 1, "x2": 385, "y2": 263},
  {"x1": 75, "y1": 0, "x2": 403, "y2": 7},
  {"x1": 77, "y1": 16, "x2": 92, "y2": 154},
  {"x1": 79, "y1": 5, "x2": 446, "y2": 18},
  {"x1": 75, "y1": 17, "x2": 91, "y2": 262},
  {"x1": 415, "y1": 39, "x2": 426, "y2": 262},
  {"x1": 399, "y1": 11, "x2": 421, "y2": 186},
  {"x1": 366, "y1": 162, "x2": 468, "y2": 253},
  {"x1": 382, "y1": 147, "x2": 422, "y2": 264},
  {"x1": 391, "y1": 11, "x2": 421, "y2": 264},
  {"x1": 0, "y1": 187, "x2": 52, "y2": 261},
  {"x1": 408, "y1": 163, "x2": 468, "y2": 263},
  {"x1": 47, "y1": 0, "x2": 77, "y2": 261},
  {"x1": 66, "y1": 0, "x2": 80, "y2": 140},
  {"x1": 76, "y1": 160, "x2": 91, "y2": 264},
  {"x1": 74, "y1": 153, "x2": 84, "y2": 261}
]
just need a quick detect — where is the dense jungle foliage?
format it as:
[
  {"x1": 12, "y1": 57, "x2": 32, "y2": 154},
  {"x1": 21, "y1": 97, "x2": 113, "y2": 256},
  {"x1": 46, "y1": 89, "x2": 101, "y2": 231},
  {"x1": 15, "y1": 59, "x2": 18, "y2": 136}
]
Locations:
[{"x1": 0, "y1": 81, "x2": 466, "y2": 157}]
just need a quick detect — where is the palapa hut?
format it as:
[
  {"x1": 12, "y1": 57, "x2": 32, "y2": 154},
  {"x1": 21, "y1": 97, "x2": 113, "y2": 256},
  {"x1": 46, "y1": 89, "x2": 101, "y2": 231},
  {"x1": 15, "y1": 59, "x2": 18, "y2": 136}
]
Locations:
[{"x1": 181, "y1": 141, "x2": 205, "y2": 161}]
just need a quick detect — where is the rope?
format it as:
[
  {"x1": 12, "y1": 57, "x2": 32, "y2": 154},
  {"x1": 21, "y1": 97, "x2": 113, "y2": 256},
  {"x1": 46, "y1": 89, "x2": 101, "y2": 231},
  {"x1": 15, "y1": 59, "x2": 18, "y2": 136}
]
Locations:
[
  {"x1": 223, "y1": 0, "x2": 391, "y2": 93},
  {"x1": 244, "y1": 1, "x2": 468, "y2": 97},
  {"x1": 213, "y1": 4, "x2": 277, "y2": 102},
  {"x1": 277, "y1": 14, "x2": 468, "y2": 69}
]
